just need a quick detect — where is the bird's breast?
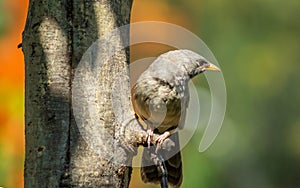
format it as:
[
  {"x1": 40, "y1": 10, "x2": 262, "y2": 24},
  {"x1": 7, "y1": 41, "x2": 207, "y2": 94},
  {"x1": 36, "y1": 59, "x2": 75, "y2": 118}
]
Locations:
[{"x1": 134, "y1": 93, "x2": 182, "y2": 130}]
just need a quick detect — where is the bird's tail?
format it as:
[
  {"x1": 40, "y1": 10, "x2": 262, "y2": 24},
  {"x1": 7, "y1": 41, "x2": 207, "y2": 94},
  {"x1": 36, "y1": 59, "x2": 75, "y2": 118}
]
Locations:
[{"x1": 140, "y1": 133, "x2": 182, "y2": 187}]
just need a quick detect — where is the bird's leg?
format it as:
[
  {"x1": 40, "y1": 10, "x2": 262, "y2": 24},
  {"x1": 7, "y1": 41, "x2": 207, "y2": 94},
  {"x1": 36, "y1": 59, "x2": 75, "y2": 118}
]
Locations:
[
  {"x1": 155, "y1": 131, "x2": 171, "y2": 144},
  {"x1": 146, "y1": 129, "x2": 154, "y2": 148},
  {"x1": 155, "y1": 128, "x2": 178, "y2": 152},
  {"x1": 155, "y1": 131, "x2": 171, "y2": 153},
  {"x1": 156, "y1": 128, "x2": 178, "y2": 144}
]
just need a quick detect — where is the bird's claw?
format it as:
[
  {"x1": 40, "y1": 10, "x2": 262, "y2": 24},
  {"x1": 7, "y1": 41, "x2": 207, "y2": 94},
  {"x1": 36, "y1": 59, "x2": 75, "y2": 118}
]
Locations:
[
  {"x1": 155, "y1": 131, "x2": 171, "y2": 144},
  {"x1": 146, "y1": 129, "x2": 154, "y2": 148},
  {"x1": 155, "y1": 131, "x2": 171, "y2": 152}
]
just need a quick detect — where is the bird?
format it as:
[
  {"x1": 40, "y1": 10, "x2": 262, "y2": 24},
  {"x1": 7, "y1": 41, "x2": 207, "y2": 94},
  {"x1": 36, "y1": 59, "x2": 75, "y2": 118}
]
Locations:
[{"x1": 132, "y1": 49, "x2": 220, "y2": 187}]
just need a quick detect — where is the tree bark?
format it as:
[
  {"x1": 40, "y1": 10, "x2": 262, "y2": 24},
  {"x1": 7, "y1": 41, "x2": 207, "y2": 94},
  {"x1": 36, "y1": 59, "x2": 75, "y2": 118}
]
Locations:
[
  {"x1": 23, "y1": 0, "x2": 177, "y2": 187},
  {"x1": 23, "y1": 0, "x2": 135, "y2": 187}
]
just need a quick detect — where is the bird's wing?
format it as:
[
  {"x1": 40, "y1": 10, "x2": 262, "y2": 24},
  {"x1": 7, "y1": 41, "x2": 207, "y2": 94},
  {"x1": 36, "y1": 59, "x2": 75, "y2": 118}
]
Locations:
[{"x1": 178, "y1": 86, "x2": 189, "y2": 130}]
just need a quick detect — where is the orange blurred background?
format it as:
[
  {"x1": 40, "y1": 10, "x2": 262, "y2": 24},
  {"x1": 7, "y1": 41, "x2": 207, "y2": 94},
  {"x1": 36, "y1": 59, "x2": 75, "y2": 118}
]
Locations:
[{"x1": 0, "y1": 0, "x2": 27, "y2": 187}]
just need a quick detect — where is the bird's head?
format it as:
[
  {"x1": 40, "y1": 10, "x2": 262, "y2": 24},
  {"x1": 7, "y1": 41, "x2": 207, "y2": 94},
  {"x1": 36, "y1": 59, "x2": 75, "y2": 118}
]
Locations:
[
  {"x1": 163, "y1": 49, "x2": 220, "y2": 78},
  {"x1": 188, "y1": 57, "x2": 220, "y2": 78},
  {"x1": 197, "y1": 58, "x2": 220, "y2": 72}
]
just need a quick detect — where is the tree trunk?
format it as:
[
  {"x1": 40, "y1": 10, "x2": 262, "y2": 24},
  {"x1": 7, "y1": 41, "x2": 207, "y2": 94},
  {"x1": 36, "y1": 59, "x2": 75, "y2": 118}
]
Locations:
[{"x1": 23, "y1": 0, "x2": 135, "y2": 187}]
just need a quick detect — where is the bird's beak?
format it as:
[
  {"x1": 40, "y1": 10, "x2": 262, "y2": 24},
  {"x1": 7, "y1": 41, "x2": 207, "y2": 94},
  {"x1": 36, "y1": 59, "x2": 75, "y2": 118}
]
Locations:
[{"x1": 205, "y1": 63, "x2": 221, "y2": 72}]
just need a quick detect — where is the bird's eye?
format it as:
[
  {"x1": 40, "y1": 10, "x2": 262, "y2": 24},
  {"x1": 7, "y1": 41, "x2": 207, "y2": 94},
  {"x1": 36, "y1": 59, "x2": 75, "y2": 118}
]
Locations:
[{"x1": 196, "y1": 59, "x2": 208, "y2": 67}]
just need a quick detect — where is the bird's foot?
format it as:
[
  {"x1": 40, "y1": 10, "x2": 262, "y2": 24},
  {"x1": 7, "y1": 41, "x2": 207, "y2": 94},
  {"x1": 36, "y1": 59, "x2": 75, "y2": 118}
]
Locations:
[
  {"x1": 155, "y1": 131, "x2": 171, "y2": 144},
  {"x1": 146, "y1": 129, "x2": 154, "y2": 148},
  {"x1": 155, "y1": 131, "x2": 171, "y2": 152}
]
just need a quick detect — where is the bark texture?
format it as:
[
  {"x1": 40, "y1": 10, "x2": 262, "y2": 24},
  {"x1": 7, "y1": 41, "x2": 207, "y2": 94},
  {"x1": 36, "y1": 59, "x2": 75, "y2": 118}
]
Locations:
[{"x1": 23, "y1": 0, "x2": 135, "y2": 187}]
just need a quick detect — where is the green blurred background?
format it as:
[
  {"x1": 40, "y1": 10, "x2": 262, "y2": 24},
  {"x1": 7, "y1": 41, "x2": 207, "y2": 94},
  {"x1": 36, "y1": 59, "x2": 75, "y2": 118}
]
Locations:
[{"x1": 1, "y1": 0, "x2": 300, "y2": 187}]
